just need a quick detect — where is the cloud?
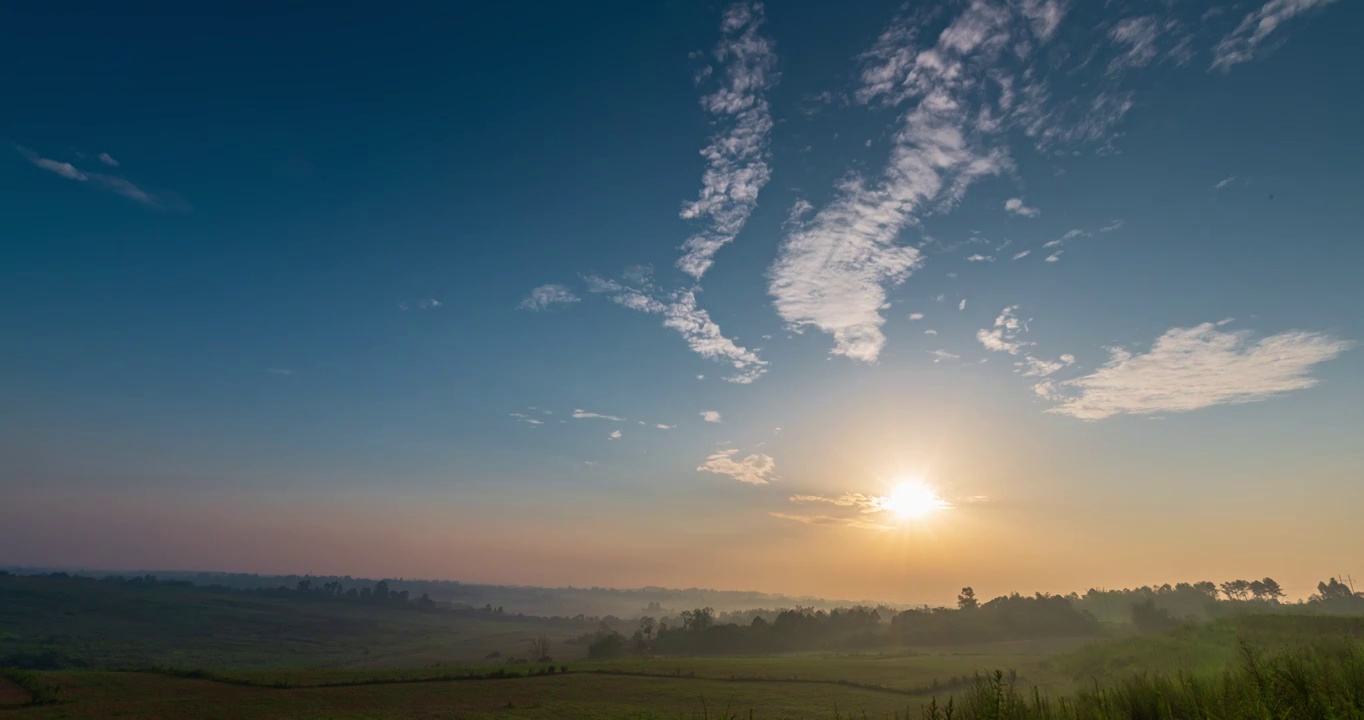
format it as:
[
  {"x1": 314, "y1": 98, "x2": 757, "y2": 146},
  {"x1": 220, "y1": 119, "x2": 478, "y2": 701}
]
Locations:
[
  {"x1": 1212, "y1": 0, "x2": 1339, "y2": 71},
  {"x1": 587, "y1": 274, "x2": 767, "y2": 383},
  {"x1": 1107, "y1": 16, "x2": 1164, "y2": 74},
  {"x1": 1215, "y1": 176, "x2": 1236, "y2": 190},
  {"x1": 662, "y1": 290, "x2": 768, "y2": 383},
  {"x1": 399, "y1": 298, "x2": 442, "y2": 311},
  {"x1": 908, "y1": 312, "x2": 925, "y2": 321},
  {"x1": 959, "y1": 298, "x2": 967, "y2": 311},
  {"x1": 700, "y1": 410, "x2": 723, "y2": 423},
  {"x1": 768, "y1": 512, "x2": 894, "y2": 531},
  {"x1": 924, "y1": 329, "x2": 938, "y2": 335},
  {"x1": 698, "y1": 448, "x2": 775, "y2": 485},
  {"x1": 676, "y1": 2, "x2": 777, "y2": 279},
  {"x1": 97, "y1": 152, "x2": 119, "y2": 167},
  {"x1": 789, "y1": 493, "x2": 886, "y2": 513},
  {"x1": 573, "y1": 409, "x2": 625, "y2": 421},
  {"x1": 1015, "y1": 353, "x2": 1074, "y2": 377},
  {"x1": 520, "y1": 284, "x2": 580, "y2": 310},
  {"x1": 977, "y1": 305, "x2": 1032, "y2": 354},
  {"x1": 17, "y1": 146, "x2": 167, "y2": 207},
  {"x1": 930, "y1": 349, "x2": 960, "y2": 363},
  {"x1": 510, "y1": 412, "x2": 544, "y2": 426},
  {"x1": 266, "y1": 368, "x2": 295, "y2": 376},
  {"x1": 609, "y1": 430, "x2": 622, "y2": 440},
  {"x1": 1004, "y1": 197, "x2": 1040, "y2": 217},
  {"x1": 1012, "y1": 250, "x2": 1031, "y2": 260},
  {"x1": 768, "y1": 1, "x2": 1028, "y2": 363},
  {"x1": 1039, "y1": 322, "x2": 1350, "y2": 420},
  {"x1": 655, "y1": 424, "x2": 673, "y2": 430},
  {"x1": 966, "y1": 254, "x2": 994, "y2": 262},
  {"x1": 1044, "y1": 229, "x2": 1089, "y2": 249},
  {"x1": 1044, "y1": 251, "x2": 1062, "y2": 263},
  {"x1": 1099, "y1": 219, "x2": 1125, "y2": 233}
]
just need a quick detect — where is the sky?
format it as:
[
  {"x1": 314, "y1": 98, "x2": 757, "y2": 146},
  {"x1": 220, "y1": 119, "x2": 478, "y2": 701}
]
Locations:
[{"x1": 2, "y1": 0, "x2": 1362, "y2": 606}]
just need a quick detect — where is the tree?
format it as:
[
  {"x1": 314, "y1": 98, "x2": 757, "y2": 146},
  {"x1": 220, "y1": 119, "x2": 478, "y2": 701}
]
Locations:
[
  {"x1": 1131, "y1": 598, "x2": 1177, "y2": 633},
  {"x1": 1315, "y1": 577, "x2": 1356, "y2": 601},
  {"x1": 1258, "y1": 577, "x2": 1284, "y2": 601},
  {"x1": 957, "y1": 587, "x2": 978, "y2": 611},
  {"x1": 638, "y1": 616, "x2": 655, "y2": 641},
  {"x1": 528, "y1": 635, "x2": 551, "y2": 661},
  {"x1": 681, "y1": 607, "x2": 715, "y2": 632},
  {"x1": 1219, "y1": 579, "x2": 1251, "y2": 601}
]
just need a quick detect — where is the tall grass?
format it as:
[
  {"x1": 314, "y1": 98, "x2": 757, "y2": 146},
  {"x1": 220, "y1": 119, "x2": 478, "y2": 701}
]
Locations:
[{"x1": 925, "y1": 643, "x2": 1364, "y2": 719}]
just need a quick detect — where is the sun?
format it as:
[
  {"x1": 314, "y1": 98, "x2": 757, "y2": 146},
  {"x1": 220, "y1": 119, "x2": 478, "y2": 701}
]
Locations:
[{"x1": 882, "y1": 481, "x2": 949, "y2": 521}]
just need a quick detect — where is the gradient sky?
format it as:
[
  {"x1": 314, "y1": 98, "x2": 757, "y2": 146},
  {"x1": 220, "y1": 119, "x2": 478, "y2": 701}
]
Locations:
[{"x1": 3, "y1": 0, "x2": 1361, "y2": 606}]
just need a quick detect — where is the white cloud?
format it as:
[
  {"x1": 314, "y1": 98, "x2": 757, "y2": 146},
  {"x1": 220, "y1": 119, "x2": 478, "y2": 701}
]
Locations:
[
  {"x1": 924, "y1": 329, "x2": 938, "y2": 335},
  {"x1": 18, "y1": 146, "x2": 161, "y2": 207},
  {"x1": 663, "y1": 290, "x2": 768, "y2": 383},
  {"x1": 700, "y1": 410, "x2": 723, "y2": 423},
  {"x1": 1044, "y1": 229, "x2": 1089, "y2": 249},
  {"x1": 959, "y1": 298, "x2": 967, "y2": 311},
  {"x1": 966, "y1": 254, "x2": 994, "y2": 262},
  {"x1": 609, "y1": 430, "x2": 622, "y2": 440},
  {"x1": 1013, "y1": 250, "x2": 1032, "y2": 260},
  {"x1": 768, "y1": 512, "x2": 893, "y2": 531},
  {"x1": 1015, "y1": 353, "x2": 1074, "y2": 377},
  {"x1": 1107, "y1": 16, "x2": 1163, "y2": 74},
  {"x1": 976, "y1": 305, "x2": 1032, "y2": 354},
  {"x1": 1215, "y1": 176, "x2": 1236, "y2": 190},
  {"x1": 656, "y1": 424, "x2": 673, "y2": 430},
  {"x1": 399, "y1": 298, "x2": 442, "y2": 311},
  {"x1": 520, "y1": 284, "x2": 580, "y2": 310},
  {"x1": 930, "y1": 349, "x2": 960, "y2": 363},
  {"x1": 676, "y1": 2, "x2": 777, "y2": 279},
  {"x1": 908, "y1": 312, "x2": 925, "y2": 321},
  {"x1": 97, "y1": 152, "x2": 119, "y2": 167},
  {"x1": 1099, "y1": 219, "x2": 1125, "y2": 233},
  {"x1": 1044, "y1": 251, "x2": 1062, "y2": 263},
  {"x1": 1212, "y1": 0, "x2": 1339, "y2": 71},
  {"x1": 510, "y1": 412, "x2": 544, "y2": 426},
  {"x1": 586, "y1": 275, "x2": 766, "y2": 383},
  {"x1": 1039, "y1": 322, "x2": 1350, "y2": 420},
  {"x1": 698, "y1": 448, "x2": 775, "y2": 485},
  {"x1": 768, "y1": 1, "x2": 1025, "y2": 363},
  {"x1": 1004, "y1": 197, "x2": 1040, "y2": 217},
  {"x1": 573, "y1": 409, "x2": 625, "y2": 421}
]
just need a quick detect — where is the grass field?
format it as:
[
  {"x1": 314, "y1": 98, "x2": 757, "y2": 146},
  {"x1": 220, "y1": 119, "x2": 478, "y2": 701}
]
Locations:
[{"x1": 6, "y1": 574, "x2": 1364, "y2": 718}]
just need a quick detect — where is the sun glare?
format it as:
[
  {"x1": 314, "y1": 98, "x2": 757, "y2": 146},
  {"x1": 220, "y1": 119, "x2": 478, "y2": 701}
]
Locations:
[{"x1": 883, "y1": 482, "x2": 949, "y2": 521}]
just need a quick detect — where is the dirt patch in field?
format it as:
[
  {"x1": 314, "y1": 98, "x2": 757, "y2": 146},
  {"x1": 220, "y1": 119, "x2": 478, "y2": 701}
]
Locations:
[{"x1": 0, "y1": 676, "x2": 32, "y2": 707}]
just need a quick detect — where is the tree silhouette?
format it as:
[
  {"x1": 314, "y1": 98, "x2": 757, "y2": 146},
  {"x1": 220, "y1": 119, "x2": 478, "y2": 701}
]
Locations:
[{"x1": 957, "y1": 587, "x2": 978, "y2": 610}]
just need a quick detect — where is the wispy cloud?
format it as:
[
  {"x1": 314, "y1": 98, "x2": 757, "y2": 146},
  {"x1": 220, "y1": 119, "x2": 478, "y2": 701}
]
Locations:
[
  {"x1": 700, "y1": 410, "x2": 723, "y2": 423},
  {"x1": 1212, "y1": 0, "x2": 1339, "y2": 71},
  {"x1": 585, "y1": 273, "x2": 767, "y2": 383},
  {"x1": 698, "y1": 448, "x2": 775, "y2": 485},
  {"x1": 510, "y1": 412, "x2": 544, "y2": 426},
  {"x1": 399, "y1": 298, "x2": 442, "y2": 311},
  {"x1": 655, "y1": 424, "x2": 674, "y2": 430},
  {"x1": 959, "y1": 298, "x2": 967, "y2": 311},
  {"x1": 1099, "y1": 219, "x2": 1124, "y2": 233},
  {"x1": 17, "y1": 145, "x2": 164, "y2": 207},
  {"x1": 1015, "y1": 353, "x2": 1074, "y2": 377},
  {"x1": 519, "y1": 284, "x2": 580, "y2": 310},
  {"x1": 1215, "y1": 176, "x2": 1236, "y2": 190},
  {"x1": 676, "y1": 2, "x2": 777, "y2": 280},
  {"x1": 930, "y1": 349, "x2": 960, "y2": 363},
  {"x1": 976, "y1": 305, "x2": 1031, "y2": 354},
  {"x1": 768, "y1": 512, "x2": 894, "y2": 531},
  {"x1": 1013, "y1": 250, "x2": 1032, "y2": 260},
  {"x1": 1037, "y1": 322, "x2": 1350, "y2": 420},
  {"x1": 573, "y1": 409, "x2": 625, "y2": 421},
  {"x1": 1044, "y1": 251, "x2": 1062, "y2": 263},
  {"x1": 1004, "y1": 197, "x2": 1040, "y2": 218},
  {"x1": 908, "y1": 312, "x2": 925, "y2": 321},
  {"x1": 966, "y1": 254, "x2": 994, "y2": 262},
  {"x1": 97, "y1": 152, "x2": 119, "y2": 167},
  {"x1": 768, "y1": 1, "x2": 1029, "y2": 363}
]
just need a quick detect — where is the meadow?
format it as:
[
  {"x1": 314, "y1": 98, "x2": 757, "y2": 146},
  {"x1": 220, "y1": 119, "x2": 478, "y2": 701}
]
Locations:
[{"x1": 4, "y1": 572, "x2": 1364, "y2": 718}]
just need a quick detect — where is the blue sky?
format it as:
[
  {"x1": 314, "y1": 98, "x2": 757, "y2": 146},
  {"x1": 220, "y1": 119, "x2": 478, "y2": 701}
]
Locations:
[{"x1": 2, "y1": 0, "x2": 1361, "y2": 603}]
